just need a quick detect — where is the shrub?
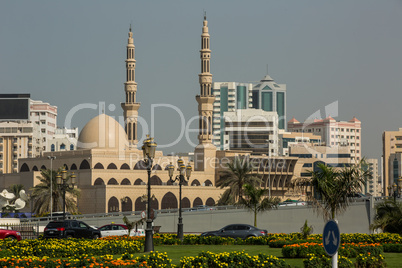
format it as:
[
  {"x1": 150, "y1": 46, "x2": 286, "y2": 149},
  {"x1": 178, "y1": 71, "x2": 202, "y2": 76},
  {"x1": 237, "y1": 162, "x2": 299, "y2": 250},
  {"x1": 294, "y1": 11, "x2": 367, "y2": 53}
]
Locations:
[
  {"x1": 355, "y1": 253, "x2": 386, "y2": 268},
  {"x1": 382, "y1": 243, "x2": 402, "y2": 252},
  {"x1": 303, "y1": 254, "x2": 353, "y2": 268}
]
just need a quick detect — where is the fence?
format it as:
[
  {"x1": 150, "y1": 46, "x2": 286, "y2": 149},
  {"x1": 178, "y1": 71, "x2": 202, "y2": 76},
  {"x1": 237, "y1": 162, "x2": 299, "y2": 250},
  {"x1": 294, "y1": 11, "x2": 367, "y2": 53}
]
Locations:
[{"x1": 0, "y1": 223, "x2": 40, "y2": 239}]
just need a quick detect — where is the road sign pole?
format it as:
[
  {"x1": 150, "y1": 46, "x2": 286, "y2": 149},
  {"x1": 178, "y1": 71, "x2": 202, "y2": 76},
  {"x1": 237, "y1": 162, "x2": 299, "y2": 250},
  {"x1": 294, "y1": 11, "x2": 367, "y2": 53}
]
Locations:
[{"x1": 332, "y1": 251, "x2": 338, "y2": 268}]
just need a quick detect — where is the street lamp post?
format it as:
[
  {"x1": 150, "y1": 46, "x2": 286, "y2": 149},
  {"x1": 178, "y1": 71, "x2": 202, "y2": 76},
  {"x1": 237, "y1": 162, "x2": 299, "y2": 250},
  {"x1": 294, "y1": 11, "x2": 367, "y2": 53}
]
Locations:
[
  {"x1": 166, "y1": 159, "x2": 192, "y2": 241},
  {"x1": 56, "y1": 167, "x2": 76, "y2": 220},
  {"x1": 392, "y1": 178, "x2": 402, "y2": 202},
  {"x1": 47, "y1": 156, "x2": 56, "y2": 218},
  {"x1": 142, "y1": 135, "x2": 157, "y2": 253}
]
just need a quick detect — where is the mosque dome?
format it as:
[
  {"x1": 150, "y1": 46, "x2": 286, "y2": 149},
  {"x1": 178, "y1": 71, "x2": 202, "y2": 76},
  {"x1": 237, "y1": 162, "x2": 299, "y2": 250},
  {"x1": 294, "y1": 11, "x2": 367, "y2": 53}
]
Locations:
[{"x1": 77, "y1": 114, "x2": 128, "y2": 151}]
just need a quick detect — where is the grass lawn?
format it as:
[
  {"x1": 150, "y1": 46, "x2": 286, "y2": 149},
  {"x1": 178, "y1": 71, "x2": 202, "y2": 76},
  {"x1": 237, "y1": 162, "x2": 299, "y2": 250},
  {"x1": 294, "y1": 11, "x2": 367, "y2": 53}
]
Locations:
[{"x1": 147, "y1": 245, "x2": 402, "y2": 267}]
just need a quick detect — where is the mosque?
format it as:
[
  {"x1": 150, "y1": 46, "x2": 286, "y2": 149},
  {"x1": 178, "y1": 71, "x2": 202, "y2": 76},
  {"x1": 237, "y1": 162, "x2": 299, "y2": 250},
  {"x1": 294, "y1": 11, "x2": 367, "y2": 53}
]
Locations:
[{"x1": 0, "y1": 16, "x2": 301, "y2": 214}]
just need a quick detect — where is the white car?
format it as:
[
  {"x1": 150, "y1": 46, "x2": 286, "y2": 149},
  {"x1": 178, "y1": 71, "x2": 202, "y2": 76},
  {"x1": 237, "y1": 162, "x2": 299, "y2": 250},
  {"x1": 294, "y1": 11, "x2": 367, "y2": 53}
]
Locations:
[
  {"x1": 98, "y1": 224, "x2": 145, "y2": 237},
  {"x1": 279, "y1": 201, "x2": 307, "y2": 207}
]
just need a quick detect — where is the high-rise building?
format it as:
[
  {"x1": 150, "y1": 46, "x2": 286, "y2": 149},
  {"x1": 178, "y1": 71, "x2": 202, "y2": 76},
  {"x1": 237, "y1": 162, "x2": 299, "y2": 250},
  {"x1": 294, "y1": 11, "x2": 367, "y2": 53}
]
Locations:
[
  {"x1": 212, "y1": 82, "x2": 253, "y2": 149},
  {"x1": 222, "y1": 109, "x2": 278, "y2": 156},
  {"x1": 251, "y1": 74, "x2": 287, "y2": 129},
  {"x1": 366, "y1": 158, "x2": 381, "y2": 196},
  {"x1": 288, "y1": 116, "x2": 362, "y2": 163},
  {"x1": 382, "y1": 128, "x2": 402, "y2": 196}
]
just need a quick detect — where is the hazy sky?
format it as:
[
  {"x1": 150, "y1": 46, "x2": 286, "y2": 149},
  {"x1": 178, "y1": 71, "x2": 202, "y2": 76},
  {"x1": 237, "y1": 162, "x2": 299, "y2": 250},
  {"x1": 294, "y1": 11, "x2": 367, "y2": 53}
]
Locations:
[{"x1": 1, "y1": 1, "x2": 401, "y2": 160}]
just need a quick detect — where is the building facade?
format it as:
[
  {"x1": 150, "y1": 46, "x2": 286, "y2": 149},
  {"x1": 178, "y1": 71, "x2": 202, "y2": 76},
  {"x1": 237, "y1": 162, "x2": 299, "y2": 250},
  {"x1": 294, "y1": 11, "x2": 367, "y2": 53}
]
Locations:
[
  {"x1": 366, "y1": 158, "x2": 381, "y2": 196},
  {"x1": 288, "y1": 116, "x2": 362, "y2": 163},
  {"x1": 222, "y1": 109, "x2": 278, "y2": 156},
  {"x1": 382, "y1": 128, "x2": 402, "y2": 196},
  {"x1": 279, "y1": 131, "x2": 322, "y2": 157}
]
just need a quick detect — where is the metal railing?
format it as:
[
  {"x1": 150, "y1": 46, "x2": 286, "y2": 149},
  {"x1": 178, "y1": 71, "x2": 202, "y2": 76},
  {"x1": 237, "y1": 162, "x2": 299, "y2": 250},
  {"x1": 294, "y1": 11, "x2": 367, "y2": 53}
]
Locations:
[{"x1": 0, "y1": 223, "x2": 40, "y2": 239}]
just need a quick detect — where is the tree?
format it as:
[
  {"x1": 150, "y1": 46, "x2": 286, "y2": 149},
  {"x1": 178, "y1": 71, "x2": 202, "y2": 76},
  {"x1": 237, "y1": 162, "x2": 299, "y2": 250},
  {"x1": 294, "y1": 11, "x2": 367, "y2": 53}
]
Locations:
[
  {"x1": 30, "y1": 168, "x2": 80, "y2": 215},
  {"x1": 239, "y1": 183, "x2": 280, "y2": 227},
  {"x1": 308, "y1": 161, "x2": 369, "y2": 220},
  {"x1": 217, "y1": 157, "x2": 261, "y2": 205},
  {"x1": 370, "y1": 199, "x2": 402, "y2": 234},
  {"x1": 8, "y1": 184, "x2": 25, "y2": 199}
]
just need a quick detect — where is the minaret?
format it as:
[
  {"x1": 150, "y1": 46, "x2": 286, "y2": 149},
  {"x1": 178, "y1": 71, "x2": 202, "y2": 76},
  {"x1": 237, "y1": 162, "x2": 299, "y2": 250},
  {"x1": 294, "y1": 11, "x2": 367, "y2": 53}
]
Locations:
[
  {"x1": 194, "y1": 14, "x2": 216, "y2": 171},
  {"x1": 121, "y1": 25, "x2": 140, "y2": 147}
]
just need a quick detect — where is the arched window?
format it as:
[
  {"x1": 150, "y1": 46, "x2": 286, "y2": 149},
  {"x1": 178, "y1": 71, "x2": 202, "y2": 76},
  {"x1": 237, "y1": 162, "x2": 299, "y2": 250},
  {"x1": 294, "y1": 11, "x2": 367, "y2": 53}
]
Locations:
[
  {"x1": 205, "y1": 180, "x2": 213, "y2": 186},
  {"x1": 94, "y1": 178, "x2": 105, "y2": 185},
  {"x1": 107, "y1": 178, "x2": 118, "y2": 185},
  {"x1": 191, "y1": 179, "x2": 200, "y2": 186},
  {"x1": 193, "y1": 197, "x2": 203, "y2": 207},
  {"x1": 94, "y1": 163, "x2": 104, "y2": 169},
  {"x1": 206, "y1": 197, "x2": 215, "y2": 206},
  {"x1": 60, "y1": 143, "x2": 66, "y2": 150},
  {"x1": 182, "y1": 197, "x2": 191, "y2": 208},
  {"x1": 70, "y1": 163, "x2": 77, "y2": 170},
  {"x1": 161, "y1": 192, "x2": 178, "y2": 209},
  {"x1": 107, "y1": 163, "x2": 117, "y2": 169},
  {"x1": 121, "y1": 178, "x2": 131, "y2": 185},
  {"x1": 120, "y1": 163, "x2": 130, "y2": 170},
  {"x1": 121, "y1": 197, "x2": 132, "y2": 212},
  {"x1": 152, "y1": 164, "x2": 162, "y2": 170},
  {"x1": 51, "y1": 144, "x2": 55, "y2": 152},
  {"x1": 79, "y1": 160, "x2": 90, "y2": 170},
  {"x1": 108, "y1": 197, "x2": 119, "y2": 213},
  {"x1": 32, "y1": 166, "x2": 38, "y2": 171},
  {"x1": 135, "y1": 197, "x2": 146, "y2": 211},
  {"x1": 134, "y1": 178, "x2": 143, "y2": 185},
  {"x1": 20, "y1": 163, "x2": 29, "y2": 172},
  {"x1": 134, "y1": 161, "x2": 147, "y2": 170},
  {"x1": 150, "y1": 176, "x2": 162, "y2": 185},
  {"x1": 70, "y1": 144, "x2": 74, "y2": 150},
  {"x1": 40, "y1": 165, "x2": 47, "y2": 170},
  {"x1": 63, "y1": 164, "x2": 68, "y2": 170}
]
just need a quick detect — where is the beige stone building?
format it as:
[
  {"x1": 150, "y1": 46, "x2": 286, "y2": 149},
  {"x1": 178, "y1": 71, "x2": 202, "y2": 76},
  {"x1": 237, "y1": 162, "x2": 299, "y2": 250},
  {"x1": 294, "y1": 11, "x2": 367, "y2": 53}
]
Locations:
[{"x1": 382, "y1": 128, "x2": 402, "y2": 196}]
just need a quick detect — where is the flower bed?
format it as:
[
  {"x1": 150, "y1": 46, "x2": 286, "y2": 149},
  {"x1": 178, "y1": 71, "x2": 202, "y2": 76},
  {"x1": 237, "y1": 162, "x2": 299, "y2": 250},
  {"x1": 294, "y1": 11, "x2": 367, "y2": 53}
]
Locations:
[
  {"x1": 180, "y1": 251, "x2": 290, "y2": 268},
  {"x1": 282, "y1": 242, "x2": 383, "y2": 258}
]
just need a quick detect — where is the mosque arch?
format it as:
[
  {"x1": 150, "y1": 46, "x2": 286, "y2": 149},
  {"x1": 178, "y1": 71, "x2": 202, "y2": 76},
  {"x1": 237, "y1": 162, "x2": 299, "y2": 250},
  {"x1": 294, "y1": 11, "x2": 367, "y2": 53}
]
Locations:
[
  {"x1": 32, "y1": 166, "x2": 38, "y2": 171},
  {"x1": 191, "y1": 179, "x2": 200, "y2": 186},
  {"x1": 79, "y1": 160, "x2": 90, "y2": 170},
  {"x1": 161, "y1": 192, "x2": 178, "y2": 209},
  {"x1": 134, "y1": 197, "x2": 146, "y2": 211},
  {"x1": 108, "y1": 197, "x2": 119, "y2": 213},
  {"x1": 134, "y1": 160, "x2": 147, "y2": 170},
  {"x1": 121, "y1": 197, "x2": 133, "y2": 212},
  {"x1": 206, "y1": 198, "x2": 215, "y2": 206},
  {"x1": 152, "y1": 164, "x2": 162, "y2": 171},
  {"x1": 94, "y1": 163, "x2": 104, "y2": 169},
  {"x1": 107, "y1": 163, "x2": 118, "y2": 169},
  {"x1": 182, "y1": 197, "x2": 191, "y2": 208},
  {"x1": 150, "y1": 198, "x2": 159, "y2": 210},
  {"x1": 193, "y1": 197, "x2": 203, "y2": 207},
  {"x1": 20, "y1": 163, "x2": 29, "y2": 172},
  {"x1": 204, "y1": 180, "x2": 213, "y2": 186},
  {"x1": 134, "y1": 178, "x2": 143, "y2": 185},
  {"x1": 150, "y1": 175, "x2": 162, "y2": 185},
  {"x1": 70, "y1": 163, "x2": 77, "y2": 170},
  {"x1": 63, "y1": 164, "x2": 69, "y2": 170},
  {"x1": 94, "y1": 178, "x2": 105, "y2": 185},
  {"x1": 40, "y1": 165, "x2": 47, "y2": 170},
  {"x1": 107, "y1": 178, "x2": 118, "y2": 185},
  {"x1": 120, "y1": 163, "x2": 130, "y2": 170},
  {"x1": 167, "y1": 179, "x2": 174, "y2": 186},
  {"x1": 121, "y1": 178, "x2": 131, "y2": 185}
]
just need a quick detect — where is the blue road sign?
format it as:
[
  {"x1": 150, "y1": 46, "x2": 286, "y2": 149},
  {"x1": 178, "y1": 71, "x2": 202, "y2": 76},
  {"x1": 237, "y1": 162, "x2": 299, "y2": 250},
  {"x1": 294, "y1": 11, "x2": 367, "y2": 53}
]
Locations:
[{"x1": 323, "y1": 220, "x2": 340, "y2": 256}]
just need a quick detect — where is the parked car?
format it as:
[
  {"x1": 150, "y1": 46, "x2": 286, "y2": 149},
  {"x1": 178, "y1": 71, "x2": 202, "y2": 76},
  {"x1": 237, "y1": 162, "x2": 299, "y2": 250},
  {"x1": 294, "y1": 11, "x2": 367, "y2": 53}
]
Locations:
[
  {"x1": 0, "y1": 229, "x2": 22, "y2": 241},
  {"x1": 98, "y1": 223, "x2": 145, "y2": 237},
  {"x1": 44, "y1": 220, "x2": 101, "y2": 239},
  {"x1": 201, "y1": 224, "x2": 267, "y2": 239},
  {"x1": 189, "y1": 205, "x2": 215, "y2": 211},
  {"x1": 279, "y1": 200, "x2": 307, "y2": 207}
]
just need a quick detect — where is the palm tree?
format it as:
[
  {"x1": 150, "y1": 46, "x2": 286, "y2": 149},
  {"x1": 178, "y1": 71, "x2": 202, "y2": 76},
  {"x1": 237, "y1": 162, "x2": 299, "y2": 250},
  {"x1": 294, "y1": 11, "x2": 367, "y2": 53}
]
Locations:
[
  {"x1": 239, "y1": 183, "x2": 280, "y2": 227},
  {"x1": 308, "y1": 161, "x2": 369, "y2": 220},
  {"x1": 30, "y1": 168, "x2": 80, "y2": 216},
  {"x1": 217, "y1": 157, "x2": 261, "y2": 204},
  {"x1": 370, "y1": 199, "x2": 402, "y2": 234}
]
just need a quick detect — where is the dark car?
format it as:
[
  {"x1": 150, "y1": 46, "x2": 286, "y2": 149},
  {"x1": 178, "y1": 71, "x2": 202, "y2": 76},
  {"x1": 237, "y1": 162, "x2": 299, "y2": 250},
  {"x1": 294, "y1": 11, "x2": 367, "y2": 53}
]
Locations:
[
  {"x1": 0, "y1": 229, "x2": 22, "y2": 241},
  {"x1": 44, "y1": 220, "x2": 101, "y2": 239},
  {"x1": 201, "y1": 224, "x2": 268, "y2": 239}
]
